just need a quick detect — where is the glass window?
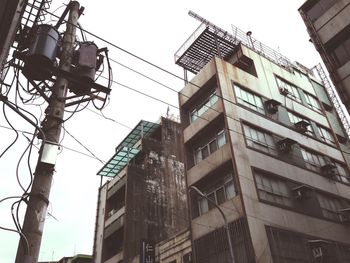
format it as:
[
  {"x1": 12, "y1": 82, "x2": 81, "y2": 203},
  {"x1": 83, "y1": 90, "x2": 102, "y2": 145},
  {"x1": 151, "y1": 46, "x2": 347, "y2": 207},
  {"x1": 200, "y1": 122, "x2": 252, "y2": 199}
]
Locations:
[
  {"x1": 216, "y1": 187, "x2": 226, "y2": 205},
  {"x1": 243, "y1": 124, "x2": 277, "y2": 156},
  {"x1": 287, "y1": 111, "x2": 314, "y2": 136},
  {"x1": 234, "y1": 85, "x2": 265, "y2": 114},
  {"x1": 255, "y1": 172, "x2": 293, "y2": 207},
  {"x1": 197, "y1": 177, "x2": 236, "y2": 215},
  {"x1": 317, "y1": 194, "x2": 343, "y2": 221},
  {"x1": 225, "y1": 180, "x2": 236, "y2": 200},
  {"x1": 331, "y1": 35, "x2": 350, "y2": 67},
  {"x1": 304, "y1": 92, "x2": 322, "y2": 112},
  {"x1": 182, "y1": 252, "x2": 192, "y2": 263},
  {"x1": 199, "y1": 198, "x2": 209, "y2": 215},
  {"x1": 276, "y1": 76, "x2": 302, "y2": 103},
  {"x1": 193, "y1": 130, "x2": 226, "y2": 165},
  {"x1": 300, "y1": 148, "x2": 326, "y2": 172},
  {"x1": 334, "y1": 162, "x2": 350, "y2": 184},
  {"x1": 190, "y1": 90, "x2": 218, "y2": 123},
  {"x1": 306, "y1": 0, "x2": 338, "y2": 22},
  {"x1": 317, "y1": 126, "x2": 335, "y2": 145}
]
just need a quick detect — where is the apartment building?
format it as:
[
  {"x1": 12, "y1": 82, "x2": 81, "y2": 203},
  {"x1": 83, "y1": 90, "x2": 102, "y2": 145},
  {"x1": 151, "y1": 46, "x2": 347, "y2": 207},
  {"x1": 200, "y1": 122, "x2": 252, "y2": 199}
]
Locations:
[
  {"x1": 299, "y1": 0, "x2": 350, "y2": 113},
  {"x1": 93, "y1": 118, "x2": 188, "y2": 263},
  {"x1": 176, "y1": 15, "x2": 350, "y2": 262}
]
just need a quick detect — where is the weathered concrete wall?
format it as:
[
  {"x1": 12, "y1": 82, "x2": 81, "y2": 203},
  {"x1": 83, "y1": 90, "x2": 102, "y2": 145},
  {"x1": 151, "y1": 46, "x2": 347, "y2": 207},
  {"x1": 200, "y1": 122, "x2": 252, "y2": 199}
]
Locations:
[{"x1": 123, "y1": 118, "x2": 188, "y2": 262}]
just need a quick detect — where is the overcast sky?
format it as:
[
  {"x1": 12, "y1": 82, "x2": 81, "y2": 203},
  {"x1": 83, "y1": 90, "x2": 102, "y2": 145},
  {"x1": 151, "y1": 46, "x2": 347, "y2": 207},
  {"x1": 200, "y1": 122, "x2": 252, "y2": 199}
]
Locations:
[{"x1": 0, "y1": 0, "x2": 322, "y2": 262}]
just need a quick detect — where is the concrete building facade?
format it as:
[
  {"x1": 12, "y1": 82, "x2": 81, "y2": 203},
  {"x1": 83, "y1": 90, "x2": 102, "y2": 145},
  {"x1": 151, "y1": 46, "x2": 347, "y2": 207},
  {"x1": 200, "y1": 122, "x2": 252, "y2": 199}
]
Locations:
[
  {"x1": 299, "y1": 0, "x2": 350, "y2": 113},
  {"x1": 156, "y1": 229, "x2": 192, "y2": 263},
  {"x1": 176, "y1": 16, "x2": 350, "y2": 263},
  {"x1": 93, "y1": 118, "x2": 188, "y2": 263}
]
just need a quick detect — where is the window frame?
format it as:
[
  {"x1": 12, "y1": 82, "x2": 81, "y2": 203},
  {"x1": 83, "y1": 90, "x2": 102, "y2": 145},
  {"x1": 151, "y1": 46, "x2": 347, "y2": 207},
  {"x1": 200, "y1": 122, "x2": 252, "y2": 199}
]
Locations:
[
  {"x1": 197, "y1": 177, "x2": 236, "y2": 216},
  {"x1": 275, "y1": 76, "x2": 302, "y2": 103},
  {"x1": 316, "y1": 125, "x2": 335, "y2": 145},
  {"x1": 254, "y1": 171, "x2": 293, "y2": 208},
  {"x1": 243, "y1": 123, "x2": 277, "y2": 156},
  {"x1": 193, "y1": 130, "x2": 227, "y2": 165},
  {"x1": 234, "y1": 84, "x2": 265, "y2": 114},
  {"x1": 189, "y1": 89, "x2": 218, "y2": 123},
  {"x1": 287, "y1": 111, "x2": 315, "y2": 136},
  {"x1": 304, "y1": 92, "x2": 322, "y2": 113}
]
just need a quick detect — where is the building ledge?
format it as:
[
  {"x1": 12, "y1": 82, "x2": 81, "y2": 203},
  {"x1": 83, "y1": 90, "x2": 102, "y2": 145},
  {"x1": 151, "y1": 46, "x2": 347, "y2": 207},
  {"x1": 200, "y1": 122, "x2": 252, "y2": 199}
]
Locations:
[{"x1": 187, "y1": 143, "x2": 231, "y2": 186}]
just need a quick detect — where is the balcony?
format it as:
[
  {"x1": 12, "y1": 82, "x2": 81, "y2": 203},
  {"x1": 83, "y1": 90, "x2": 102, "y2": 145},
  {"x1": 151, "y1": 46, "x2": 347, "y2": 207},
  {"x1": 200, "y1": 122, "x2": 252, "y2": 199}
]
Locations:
[{"x1": 105, "y1": 206, "x2": 125, "y2": 228}]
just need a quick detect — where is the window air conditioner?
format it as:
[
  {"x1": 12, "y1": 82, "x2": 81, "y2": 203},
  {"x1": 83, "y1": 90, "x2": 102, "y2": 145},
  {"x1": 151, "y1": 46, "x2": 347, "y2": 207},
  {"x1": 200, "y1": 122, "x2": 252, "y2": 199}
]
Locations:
[
  {"x1": 279, "y1": 87, "x2": 289, "y2": 96},
  {"x1": 308, "y1": 240, "x2": 330, "y2": 259},
  {"x1": 320, "y1": 163, "x2": 336, "y2": 178},
  {"x1": 276, "y1": 138, "x2": 297, "y2": 152},
  {"x1": 292, "y1": 184, "x2": 312, "y2": 200},
  {"x1": 294, "y1": 120, "x2": 310, "y2": 134},
  {"x1": 264, "y1": 99, "x2": 281, "y2": 114}
]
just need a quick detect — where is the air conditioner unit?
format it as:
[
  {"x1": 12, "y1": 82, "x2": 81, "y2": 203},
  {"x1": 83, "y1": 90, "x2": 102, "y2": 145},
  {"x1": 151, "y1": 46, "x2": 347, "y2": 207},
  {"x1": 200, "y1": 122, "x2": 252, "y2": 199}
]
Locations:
[
  {"x1": 279, "y1": 87, "x2": 289, "y2": 96},
  {"x1": 308, "y1": 240, "x2": 330, "y2": 259},
  {"x1": 339, "y1": 208, "x2": 350, "y2": 224},
  {"x1": 264, "y1": 99, "x2": 281, "y2": 114},
  {"x1": 277, "y1": 137, "x2": 297, "y2": 152},
  {"x1": 292, "y1": 184, "x2": 312, "y2": 200},
  {"x1": 294, "y1": 120, "x2": 310, "y2": 134},
  {"x1": 312, "y1": 247, "x2": 323, "y2": 259},
  {"x1": 320, "y1": 163, "x2": 336, "y2": 178}
]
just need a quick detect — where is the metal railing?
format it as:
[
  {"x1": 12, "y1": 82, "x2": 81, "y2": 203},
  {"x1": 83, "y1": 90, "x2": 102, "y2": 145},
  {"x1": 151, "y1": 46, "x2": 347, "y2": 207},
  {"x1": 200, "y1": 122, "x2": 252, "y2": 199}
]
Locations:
[{"x1": 231, "y1": 24, "x2": 293, "y2": 71}]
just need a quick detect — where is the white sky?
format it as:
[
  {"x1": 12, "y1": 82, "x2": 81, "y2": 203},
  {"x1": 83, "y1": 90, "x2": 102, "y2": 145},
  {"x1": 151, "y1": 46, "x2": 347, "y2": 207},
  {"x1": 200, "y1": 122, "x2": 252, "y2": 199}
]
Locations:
[{"x1": 0, "y1": 0, "x2": 322, "y2": 262}]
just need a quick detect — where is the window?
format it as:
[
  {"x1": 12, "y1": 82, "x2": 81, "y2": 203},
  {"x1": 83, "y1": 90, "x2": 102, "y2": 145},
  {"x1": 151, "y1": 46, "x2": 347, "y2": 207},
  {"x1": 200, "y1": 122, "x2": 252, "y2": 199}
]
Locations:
[
  {"x1": 331, "y1": 37, "x2": 350, "y2": 67},
  {"x1": 182, "y1": 252, "x2": 192, "y2": 263},
  {"x1": 276, "y1": 76, "x2": 302, "y2": 103},
  {"x1": 287, "y1": 111, "x2": 314, "y2": 136},
  {"x1": 317, "y1": 125, "x2": 335, "y2": 145},
  {"x1": 243, "y1": 124, "x2": 277, "y2": 156},
  {"x1": 305, "y1": 0, "x2": 338, "y2": 22},
  {"x1": 194, "y1": 130, "x2": 226, "y2": 164},
  {"x1": 304, "y1": 92, "x2": 322, "y2": 113},
  {"x1": 234, "y1": 84, "x2": 265, "y2": 114},
  {"x1": 190, "y1": 90, "x2": 218, "y2": 123},
  {"x1": 300, "y1": 148, "x2": 326, "y2": 172},
  {"x1": 333, "y1": 162, "x2": 350, "y2": 184},
  {"x1": 198, "y1": 177, "x2": 236, "y2": 215},
  {"x1": 255, "y1": 172, "x2": 293, "y2": 207},
  {"x1": 317, "y1": 194, "x2": 343, "y2": 222}
]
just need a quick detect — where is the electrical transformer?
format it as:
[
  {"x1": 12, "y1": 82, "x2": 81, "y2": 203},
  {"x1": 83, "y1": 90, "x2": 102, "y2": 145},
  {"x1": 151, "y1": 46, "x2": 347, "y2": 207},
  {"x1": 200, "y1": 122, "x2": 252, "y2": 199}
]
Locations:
[
  {"x1": 24, "y1": 24, "x2": 60, "y2": 80},
  {"x1": 70, "y1": 42, "x2": 98, "y2": 95}
]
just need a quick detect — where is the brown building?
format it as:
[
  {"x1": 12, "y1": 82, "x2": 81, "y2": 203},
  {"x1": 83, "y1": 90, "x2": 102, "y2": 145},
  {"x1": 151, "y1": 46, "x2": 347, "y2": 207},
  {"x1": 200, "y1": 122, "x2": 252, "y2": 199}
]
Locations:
[
  {"x1": 299, "y1": 0, "x2": 350, "y2": 114},
  {"x1": 176, "y1": 14, "x2": 350, "y2": 262},
  {"x1": 93, "y1": 118, "x2": 189, "y2": 263}
]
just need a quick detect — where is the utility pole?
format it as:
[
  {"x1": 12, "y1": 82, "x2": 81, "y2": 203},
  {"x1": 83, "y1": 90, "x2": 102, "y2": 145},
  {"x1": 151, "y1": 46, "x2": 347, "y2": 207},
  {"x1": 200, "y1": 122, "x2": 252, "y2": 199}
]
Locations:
[{"x1": 15, "y1": 2, "x2": 80, "y2": 262}]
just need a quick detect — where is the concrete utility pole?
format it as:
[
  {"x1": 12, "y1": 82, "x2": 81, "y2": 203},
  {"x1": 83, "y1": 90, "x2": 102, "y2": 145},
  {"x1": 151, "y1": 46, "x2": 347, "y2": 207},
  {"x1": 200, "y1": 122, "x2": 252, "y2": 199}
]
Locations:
[{"x1": 15, "y1": 2, "x2": 80, "y2": 262}]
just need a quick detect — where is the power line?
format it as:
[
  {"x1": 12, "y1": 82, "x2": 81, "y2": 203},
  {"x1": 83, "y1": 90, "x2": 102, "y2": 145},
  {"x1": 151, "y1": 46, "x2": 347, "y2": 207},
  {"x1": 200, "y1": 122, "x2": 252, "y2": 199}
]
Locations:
[
  {"x1": 63, "y1": 127, "x2": 106, "y2": 165},
  {"x1": 0, "y1": 125, "x2": 106, "y2": 163}
]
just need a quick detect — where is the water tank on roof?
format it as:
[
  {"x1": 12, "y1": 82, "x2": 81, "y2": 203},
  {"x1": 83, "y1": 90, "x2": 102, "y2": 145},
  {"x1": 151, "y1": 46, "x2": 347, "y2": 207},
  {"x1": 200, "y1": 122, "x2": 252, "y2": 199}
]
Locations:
[{"x1": 24, "y1": 24, "x2": 60, "y2": 80}]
